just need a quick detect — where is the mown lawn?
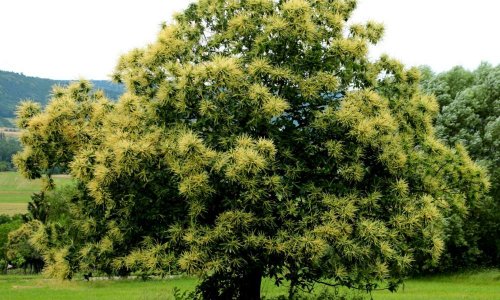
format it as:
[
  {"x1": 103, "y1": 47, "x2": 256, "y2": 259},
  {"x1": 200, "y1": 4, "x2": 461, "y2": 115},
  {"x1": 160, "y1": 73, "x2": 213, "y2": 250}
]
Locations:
[
  {"x1": 372, "y1": 269, "x2": 500, "y2": 299},
  {"x1": 0, "y1": 172, "x2": 73, "y2": 215},
  {"x1": 0, "y1": 269, "x2": 498, "y2": 300},
  {"x1": 0, "y1": 275, "x2": 287, "y2": 300},
  {"x1": 0, "y1": 275, "x2": 196, "y2": 300}
]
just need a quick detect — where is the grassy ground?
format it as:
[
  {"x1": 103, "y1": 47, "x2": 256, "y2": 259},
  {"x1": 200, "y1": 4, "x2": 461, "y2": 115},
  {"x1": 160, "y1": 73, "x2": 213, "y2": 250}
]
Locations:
[
  {"x1": 0, "y1": 203, "x2": 28, "y2": 216},
  {"x1": 372, "y1": 269, "x2": 500, "y2": 300},
  {"x1": 0, "y1": 275, "x2": 195, "y2": 300},
  {"x1": 290, "y1": 269, "x2": 500, "y2": 299},
  {"x1": 0, "y1": 172, "x2": 72, "y2": 215},
  {"x1": 0, "y1": 275, "x2": 287, "y2": 300},
  {"x1": 0, "y1": 270, "x2": 498, "y2": 300}
]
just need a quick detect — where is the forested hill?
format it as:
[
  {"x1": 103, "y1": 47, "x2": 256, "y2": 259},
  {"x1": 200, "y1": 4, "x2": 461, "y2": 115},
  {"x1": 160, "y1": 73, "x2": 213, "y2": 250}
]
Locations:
[{"x1": 0, "y1": 70, "x2": 124, "y2": 120}]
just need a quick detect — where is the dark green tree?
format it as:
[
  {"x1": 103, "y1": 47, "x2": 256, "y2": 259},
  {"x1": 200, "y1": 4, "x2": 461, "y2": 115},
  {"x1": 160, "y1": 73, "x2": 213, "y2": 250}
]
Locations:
[
  {"x1": 0, "y1": 214, "x2": 23, "y2": 272},
  {"x1": 421, "y1": 63, "x2": 499, "y2": 268},
  {"x1": 436, "y1": 64, "x2": 499, "y2": 196},
  {"x1": 419, "y1": 65, "x2": 475, "y2": 109},
  {"x1": 0, "y1": 134, "x2": 21, "y2": 171},
  {"x1": 6, "y1": 220, "x2": 44, "y2": 274},
  {"x1": 15, "y1": 0, "x2": 488, "y2": 298},
  {"x1": 6, "y1": 185, "x2": 78, "y2": 275}
]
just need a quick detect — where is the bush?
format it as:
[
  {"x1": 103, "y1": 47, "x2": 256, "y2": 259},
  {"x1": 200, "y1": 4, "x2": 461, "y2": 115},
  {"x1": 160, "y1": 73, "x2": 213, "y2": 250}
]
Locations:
[{"x1": 0, "y1": 214, "x2": 23, "y2": 269}]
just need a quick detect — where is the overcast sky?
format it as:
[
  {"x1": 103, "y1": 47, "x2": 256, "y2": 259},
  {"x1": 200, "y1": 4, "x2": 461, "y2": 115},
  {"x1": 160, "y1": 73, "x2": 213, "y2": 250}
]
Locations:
[{"x1": 0, "y1": 0, "x2": 498, "y2": 80}]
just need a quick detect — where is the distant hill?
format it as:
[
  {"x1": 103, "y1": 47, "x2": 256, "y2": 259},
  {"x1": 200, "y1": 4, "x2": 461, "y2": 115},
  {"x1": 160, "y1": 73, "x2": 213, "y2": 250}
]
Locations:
[{"x1": 0, "y1": 70, "x2": 124, "y2": 122}]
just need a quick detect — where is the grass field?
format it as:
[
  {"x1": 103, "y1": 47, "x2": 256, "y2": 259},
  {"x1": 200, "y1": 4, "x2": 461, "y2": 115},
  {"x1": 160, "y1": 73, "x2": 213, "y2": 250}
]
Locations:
[
  {"x1": 0, "y1": 275, "x2": 286, "y2": 300},
  {"x1": 0, "y1": 172, "x2": 73, "y2": 215},
  {"x1": 372, "y1": 269, "x2": 500, "y2": 300},
  {"x1": 0, "y1": 270, "x2": 498, "y2": 300}
]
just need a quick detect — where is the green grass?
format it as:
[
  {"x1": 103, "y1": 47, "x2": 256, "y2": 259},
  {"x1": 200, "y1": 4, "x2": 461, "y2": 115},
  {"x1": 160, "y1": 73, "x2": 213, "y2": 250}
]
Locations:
[
  {"x1": 0, "y1": 172, "x2": 73, "y2": 215},
  {"x1": 0, "y1": 203, "x2": 28, "y2": 215},
  {"x1": 0, "y1": 275, "x2": 194, "y2": 300},
  {"x1": 372, "y1": 269, "x2": 500, "y2": 300},
  {"x1": 0, "y1": 275, "x2": 286, "y2": 300},
  {"x1": 0, "y1": 270, "x2": 498, "y2": 299}
]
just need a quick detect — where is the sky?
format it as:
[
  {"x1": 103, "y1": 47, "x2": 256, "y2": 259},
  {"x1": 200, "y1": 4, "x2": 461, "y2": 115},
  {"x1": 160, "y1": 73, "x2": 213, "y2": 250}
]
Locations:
[{"x1": 0, "y1": 0, "x2": 498, "y2": 80}]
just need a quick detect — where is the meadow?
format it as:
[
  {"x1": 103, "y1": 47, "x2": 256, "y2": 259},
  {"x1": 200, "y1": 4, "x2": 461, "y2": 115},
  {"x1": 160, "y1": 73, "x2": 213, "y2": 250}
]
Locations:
[
  {"x1": 0, "y1": 172, "x2": 72, "y2": 215},
  {"x1": 0, "y1": 269, "x2": 498, "y2": 300}
]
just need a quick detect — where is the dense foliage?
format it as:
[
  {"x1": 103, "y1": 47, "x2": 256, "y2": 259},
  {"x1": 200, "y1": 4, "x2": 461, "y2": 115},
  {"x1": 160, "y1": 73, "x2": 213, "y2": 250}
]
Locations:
[
  {"x1": 4, "y1": 185, "x2": 78, "y2": 275},
  {"x1": 13, "y1": 0, "x2": 489, "y2": 299},
  {"x1": 0, "y1": 70, "x2": 124, "y2": 118},
  {"x1": 420, "y1": 63, "x2": 499, "y2": 268},
  {"x1": 0, "y1": 214, "x2": 23, "y2": 273},
  {"x1": 0, "y1": 133, "x2": 21, "y2": 171}
]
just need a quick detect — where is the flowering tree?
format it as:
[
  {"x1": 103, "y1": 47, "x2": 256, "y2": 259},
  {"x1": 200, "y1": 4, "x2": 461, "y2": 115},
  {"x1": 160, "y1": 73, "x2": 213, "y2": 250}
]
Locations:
[{"x1": 15, "y1": 0, "x2": 488, "y2": 299}]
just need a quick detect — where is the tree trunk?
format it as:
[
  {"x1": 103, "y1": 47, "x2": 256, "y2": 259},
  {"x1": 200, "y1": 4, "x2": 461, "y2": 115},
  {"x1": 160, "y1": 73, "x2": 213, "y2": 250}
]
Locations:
[
  {"x1": 199, "y1": 268, "x2": 263, "y2": 300},
  {"x1": 238, "y1": 268, "x2": 262, "y2": 300}
]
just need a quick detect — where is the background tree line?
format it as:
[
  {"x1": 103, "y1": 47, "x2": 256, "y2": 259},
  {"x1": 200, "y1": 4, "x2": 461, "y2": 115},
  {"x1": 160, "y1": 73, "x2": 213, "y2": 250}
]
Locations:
[
  {"x1": 419, "y1": 63, "x2": 499, "y2": 269},
  {"x1": 0, "y1": 132, "x2": 21, "y2": 171},
  {"x1": 0, "y1": 70, "x2": 124, "y2": 125}
]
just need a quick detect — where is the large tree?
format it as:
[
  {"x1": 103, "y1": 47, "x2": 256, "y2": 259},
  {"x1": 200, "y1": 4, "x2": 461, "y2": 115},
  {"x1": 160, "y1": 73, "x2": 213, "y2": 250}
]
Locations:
[
  {"x1": 434, "y1": 64, "x2": 499, "y2": 197},
  {"x1": 15, "y1": 0, "x2": 488, "y2": 298}
]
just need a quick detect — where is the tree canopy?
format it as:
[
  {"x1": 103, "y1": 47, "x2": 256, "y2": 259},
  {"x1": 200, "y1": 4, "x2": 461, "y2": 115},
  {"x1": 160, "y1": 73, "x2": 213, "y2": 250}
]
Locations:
[
  {"x1": 433, "y1": 64, "x2": 498, "y2": 197},
  {"x1": 420, "y1": 63, "x2": 499, "y2": 268},
  {"x1": 14, "y1": 0, "x2": 489, "y2": 299}
]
